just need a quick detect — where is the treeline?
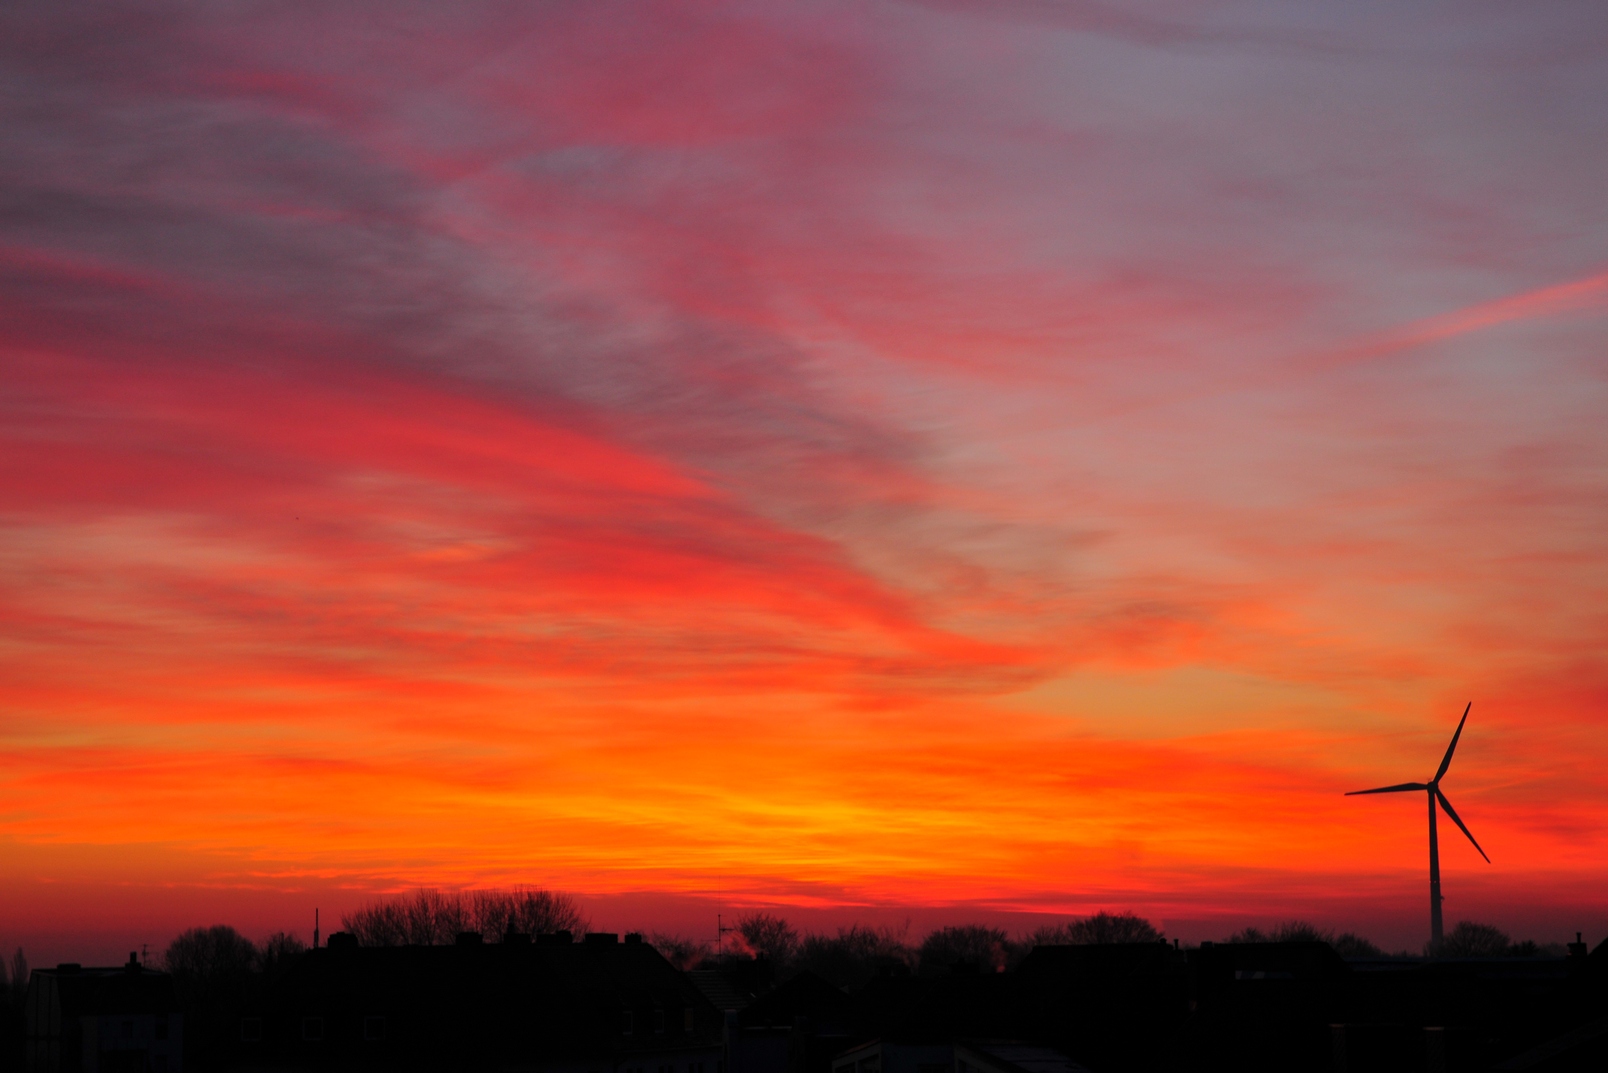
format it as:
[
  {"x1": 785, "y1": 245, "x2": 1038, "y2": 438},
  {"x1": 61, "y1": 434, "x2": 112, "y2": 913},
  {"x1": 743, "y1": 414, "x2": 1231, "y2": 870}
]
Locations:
[
  {"x1": 340, "y1": 887, "x2": 587, "y2": 946},
  {"x1": 2, "y1": 891, "x2": 1573, "y2": 1010},
  {"x1": 0, "y1": 894, "x2": 1571, "y2": 1073},
  {"x1": 651, "y1": 911, "x2": 1573, "y2": 983},
  {"x1": 645, "y1": 911, "x2": 1169, "y2": 985},
  {"x1": 1422, "y1": 921, "x2": 1567, "y2": 959},
  {"x1": 1222, "y1": 919, "x2": 1565, "y2": 959}
]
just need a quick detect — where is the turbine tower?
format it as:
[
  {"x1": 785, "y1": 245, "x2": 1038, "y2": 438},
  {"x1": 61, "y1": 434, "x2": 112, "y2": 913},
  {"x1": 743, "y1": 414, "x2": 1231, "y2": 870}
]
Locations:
[{"x1": 1346, "y1": 702, "x2": 1489, "y2": 951}]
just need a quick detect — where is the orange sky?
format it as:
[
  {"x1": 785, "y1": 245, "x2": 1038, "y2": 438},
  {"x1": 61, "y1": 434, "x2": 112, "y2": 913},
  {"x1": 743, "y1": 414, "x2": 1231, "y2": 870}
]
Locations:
[{"x1": 3, "y1": 3, "x2": 1607, "y2": 963}]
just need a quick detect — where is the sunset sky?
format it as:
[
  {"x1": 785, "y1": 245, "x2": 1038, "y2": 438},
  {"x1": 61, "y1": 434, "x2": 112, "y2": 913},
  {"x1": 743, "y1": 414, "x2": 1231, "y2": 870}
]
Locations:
[{"x1": 3, "y1": 2, "x2": 1607, "y2": 963}]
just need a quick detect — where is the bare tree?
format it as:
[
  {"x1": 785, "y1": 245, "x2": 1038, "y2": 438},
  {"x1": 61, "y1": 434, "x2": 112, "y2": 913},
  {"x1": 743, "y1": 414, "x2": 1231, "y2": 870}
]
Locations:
[
  {"x1": 343, "y1": 898, "x2": 409, "y2": 946},
  {"x1": 473, "y1": 887, "x2": 588, "y2": 937},
  {"x1": 1332, "y1": 933, "x2": 1383, "y2": 958},
  {"x1": 738, "y1": 913, "x2": 799, "y2": 965},
  {"x1": 343, "y1": 887, "x2": 587, "y2": 945},
  {"x1": 1267, "y1": 921, "x2": 1328, "y2": 943},
  {"x1": 1029, "y1": 912, "x2": 1162, "y2": 946},
  {"x1": 165, "y1": 926, "x2": 258, "y2": 1012},
  {"x1": 409, "y1": 889, "x2": 470, "y2": 943},
  {"x1": 343, "y1": 889, "x2": 466, "y2": 946},
  {"x1": 1436, "y1": 921, "x2": 1511, "y2": 958},
  {"x1": 796, "y1": 924, "x2": 914, "y2": 987},
  {"x1": 1228, "y1": 921, "x2": 1330, "y2": 944},
  {"x1": 256, "y1": 932, "x2": 307, "y2": 976},
  {"x1": 918, "y1": 925, "x2": 1008, "y2": 975}
]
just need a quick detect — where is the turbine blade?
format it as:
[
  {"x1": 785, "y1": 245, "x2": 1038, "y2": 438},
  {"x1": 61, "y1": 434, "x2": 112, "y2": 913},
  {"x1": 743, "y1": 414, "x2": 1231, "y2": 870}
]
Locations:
[
  {"x1": 1435, "y1": 788, "x2": 1490, "y2": 863},
  {"x1": 1345, "y1": 782, "x2": 1428, "y2": 795},
  {"x1": 1433, "y1": 701, "x2": 1472, "y2": 783}
]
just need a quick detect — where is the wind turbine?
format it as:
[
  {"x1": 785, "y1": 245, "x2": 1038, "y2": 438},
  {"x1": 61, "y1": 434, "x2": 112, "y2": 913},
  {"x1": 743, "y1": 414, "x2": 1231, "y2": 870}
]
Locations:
[{"x1": 1346, "y1": 702, "x2": 1489, "y2": 951}]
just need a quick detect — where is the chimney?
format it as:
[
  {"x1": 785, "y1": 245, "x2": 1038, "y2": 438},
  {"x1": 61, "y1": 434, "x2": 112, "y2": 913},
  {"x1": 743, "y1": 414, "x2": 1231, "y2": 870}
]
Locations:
[{"x1": 1569, "y1": 932, "x2": 1588, "y2": 960}]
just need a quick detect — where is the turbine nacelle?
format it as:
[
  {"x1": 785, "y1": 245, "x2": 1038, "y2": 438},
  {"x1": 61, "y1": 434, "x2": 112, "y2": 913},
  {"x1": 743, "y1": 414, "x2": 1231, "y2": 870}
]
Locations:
[{"x1": 1345, "y1": 702, "x2": 1488, "y2": 861}]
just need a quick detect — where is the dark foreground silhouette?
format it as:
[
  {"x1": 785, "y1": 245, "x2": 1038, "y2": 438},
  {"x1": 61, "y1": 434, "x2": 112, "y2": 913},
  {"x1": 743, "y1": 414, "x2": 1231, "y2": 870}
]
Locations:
[{"x1": 8, "y1": 919, "x2": 1607, "y2": 1073}]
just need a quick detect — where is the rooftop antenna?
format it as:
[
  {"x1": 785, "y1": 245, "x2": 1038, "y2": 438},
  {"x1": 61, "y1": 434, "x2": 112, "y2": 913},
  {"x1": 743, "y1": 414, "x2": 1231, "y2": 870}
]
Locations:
[
  {"x1": 1346, "y1": 702, "x2": 1489, "y2": 953},
  {"x1": 717, "y1": 913, "x2": 734, "y2": 958}
]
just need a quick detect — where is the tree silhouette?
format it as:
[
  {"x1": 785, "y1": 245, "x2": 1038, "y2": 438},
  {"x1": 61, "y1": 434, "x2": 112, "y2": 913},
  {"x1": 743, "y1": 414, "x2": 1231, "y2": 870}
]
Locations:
[
  {"x1": 795, "y1": 925, "x2": 913, "y2": 987},
  {"x1": 737, "y1": 913, "x2": 799, "y2": 965},
  {"x1": 1331, "y1": 932, "x2": 1383, "y2": 958},
  {"x1": 918, "y1": 925, "x2": 1008, "y2": 975},
  {"x1": 163, "y1": 925, "x2": 259, "y2": 1067},
  {"x1": 1030, "y1": 912, "x2": 1162, "y2": 945},
  {"x1": 1436, "y1": 921, "x2": 1511, "y2": 958},
  {"x1": 164, "y1": 926, "x2": 257, "y2": 1003},
  {"x1": 1228, "y1": 921, "x2": 1324, "y2": 943},
  {"x1": 473, "y1": 888, "x2": 588, "y2": 938},
  {"x1": 1224, "y1": 922, "x2": 1383, "y2": 956},
  {"x1": 343, "y1": 887, "x2": 587, "y2": 945},
  {"x1": 256, "y1": 931, "x2": 307, "y2": 976}
]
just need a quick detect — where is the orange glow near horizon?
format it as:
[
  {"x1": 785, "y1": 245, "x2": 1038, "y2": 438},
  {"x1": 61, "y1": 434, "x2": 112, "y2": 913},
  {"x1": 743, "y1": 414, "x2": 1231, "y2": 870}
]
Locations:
[{"x1": 3, "y1": 3, "x2": 1607, "y2": 960}]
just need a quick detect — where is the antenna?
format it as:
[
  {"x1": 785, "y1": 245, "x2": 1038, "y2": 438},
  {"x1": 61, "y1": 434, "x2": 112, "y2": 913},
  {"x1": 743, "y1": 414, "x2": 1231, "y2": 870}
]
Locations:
[
  {"x1": 1346, "y1": 702, "x2": 1488, "y2": 953},
  {"x1": 717, "y1": 913, "x2": 734, "y2": 958}
]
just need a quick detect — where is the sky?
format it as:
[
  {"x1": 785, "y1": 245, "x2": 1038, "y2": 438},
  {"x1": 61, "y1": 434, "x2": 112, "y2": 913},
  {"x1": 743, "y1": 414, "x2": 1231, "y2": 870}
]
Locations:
[{"x1": 3, "y1": 2, "x2": 1607, "y2": 965}]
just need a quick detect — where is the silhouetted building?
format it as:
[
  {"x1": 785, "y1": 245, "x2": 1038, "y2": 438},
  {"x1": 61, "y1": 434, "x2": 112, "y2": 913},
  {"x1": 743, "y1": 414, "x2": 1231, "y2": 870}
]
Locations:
[
  {"x1": 160, "y1": 929, "x2": 1608, "y2": 1073},
  {"x1": 730, "y1": 972, "x2": 861, "y2": 1073},
  {"x1": 238, "y1": 931, "x2": 721, "y2": 1073},
  {"x1": 685, "y1": 972, "x2": 753, "y2": 1016},
  {"x1": 25, "y1": 955, "x2": 181, "y2": 1073},
  {"x1": 1010, "y1": 942, "x2": 1186, "y2": 1071}
]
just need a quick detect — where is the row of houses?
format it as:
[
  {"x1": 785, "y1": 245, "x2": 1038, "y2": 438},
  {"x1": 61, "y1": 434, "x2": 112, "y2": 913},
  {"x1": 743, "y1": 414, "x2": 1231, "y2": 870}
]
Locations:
[{"x1": 19, "y1": 930, "x2": 1608, "y2": 1073}]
